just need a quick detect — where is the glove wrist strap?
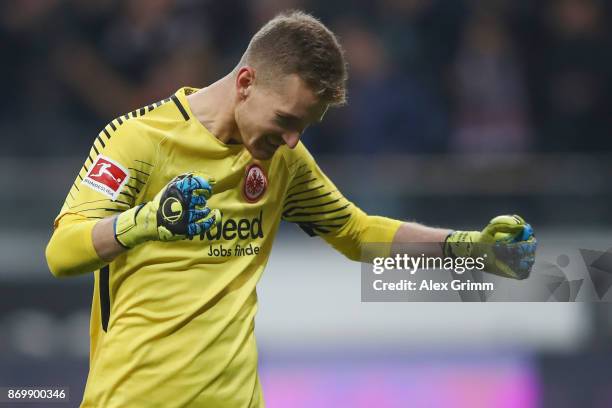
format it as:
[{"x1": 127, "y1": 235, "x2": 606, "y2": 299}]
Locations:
[{"x1": 115, "y1": 204, "x2": 149, "y2": 248}]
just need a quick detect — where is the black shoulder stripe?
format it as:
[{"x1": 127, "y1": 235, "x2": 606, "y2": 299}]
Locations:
[
  {"x1": 287, "y1": 160, "x2": 307, "y2": 171},
  {"x1": 313, "y1": 226, "x2": 330, "y2": 234},
  {"x1": 311, "y1": 223, "x2": 346, "y2": 228},
  {"x1": 67, "y1": 198, "x2": 130, "y2": 210},
  {"x1": 288, "y1": 177, "x2": 318, "y2": 192},
  {"x1": 96, "y1": 134, "x2": 106, "y2": 148},
  {"x1": 297, "y1": 223, "x2": 318, "y2": 237},
  {"x1": 103, "y1": 96, "x2": 174, "y2": 135},
  {"x1": 73, "y1": 207, "x2": 125, "y2": 214},
  {"x1": 134, "y1": 159, "x2": 154, "y2": 167},
  {"x1": 286, "y1": 213, "x2": 351, "y2": 224},
  {"x1": 284, "y1": 203, "x2": 351, "y2": 218},
  {"x1": 171, "y1": 95, "x2": 190, "y2": 121},
  {"x1": 124, "y1": 184, "x2": 141, "y2": 194},
  {"x1": 282, "y1": 198, "x2": 341, "y2": 217},
  {"x1": 285, "y1": 185, "x2": 325, "y2": 200},
  {"x1": 128, "y1": 167, "x2": 150, "y2": 177},
  {"x1": 283, "y1": 192, "x2": 333, "y2": 209},
  {"x1": 293, "y1": 170, "x2": 312, "y2": 180}
]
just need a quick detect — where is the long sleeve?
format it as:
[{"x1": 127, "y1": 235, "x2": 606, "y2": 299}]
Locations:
[
  {"x1": 46, "y1": 218, "x2": 106, "y2": 277},
  {"x1": 281, "y1": 144, "x2": 402, "y2": 261},
  {"x1": 46, "y1": 111, "x2": 160, "y2": 277}
]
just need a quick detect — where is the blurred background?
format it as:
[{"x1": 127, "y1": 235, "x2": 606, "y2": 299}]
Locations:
[{"x1": 1, "y1": 0, "x2": 612, "y2": 407}]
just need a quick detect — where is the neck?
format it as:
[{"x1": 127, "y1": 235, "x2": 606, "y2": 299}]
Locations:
[{"x1": 186, "y1": 73, "x2": 242, "y2": 144}]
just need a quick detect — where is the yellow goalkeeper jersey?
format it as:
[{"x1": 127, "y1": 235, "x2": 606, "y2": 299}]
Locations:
[{"x1": 51, "y1": 87, "x2": 401, "y2": 408}]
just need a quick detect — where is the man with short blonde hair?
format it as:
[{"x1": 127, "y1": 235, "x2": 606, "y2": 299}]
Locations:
[{"x1": 46, "y1": 10, "x2": 535, "y2": 407}]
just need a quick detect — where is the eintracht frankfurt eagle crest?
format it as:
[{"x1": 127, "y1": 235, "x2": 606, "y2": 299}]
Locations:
[{"x1": 243, "y1": 164, "x2": 267, "y2": 203}]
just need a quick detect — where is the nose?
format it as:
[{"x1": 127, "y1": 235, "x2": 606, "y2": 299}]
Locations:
[{"x1": 281, "y1": 132, "x2": 300, "y2": 149}]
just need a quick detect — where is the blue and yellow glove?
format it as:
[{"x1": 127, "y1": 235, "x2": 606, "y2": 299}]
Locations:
[
  {"x1": 114, "y1": 173, "x2": 221, "y2": 248},
  {"x1": 444, "y1": 215, "x2": 537, "y2": 280}
]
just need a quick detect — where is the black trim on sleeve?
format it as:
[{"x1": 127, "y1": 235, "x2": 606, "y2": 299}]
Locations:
[{"x1": 171, "y1": 95, "x2": 190, "y2": 121}]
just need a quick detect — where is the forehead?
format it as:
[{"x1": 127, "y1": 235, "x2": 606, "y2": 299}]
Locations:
[{"x1": 261, "y1": 74, "x2": 328, "y2": 122}]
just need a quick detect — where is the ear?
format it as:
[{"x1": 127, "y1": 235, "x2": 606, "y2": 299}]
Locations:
[{"x1": 236, "y1": 66, "x2": 256, "y2": 100}]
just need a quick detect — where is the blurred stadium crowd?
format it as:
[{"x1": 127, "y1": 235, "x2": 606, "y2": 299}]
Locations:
[
  {"x1": 2, "y1": 2, "x2": 612, "y2": 407},
  {"x1": 2, "y1": 0, "x2": 611, "y2": 157}
]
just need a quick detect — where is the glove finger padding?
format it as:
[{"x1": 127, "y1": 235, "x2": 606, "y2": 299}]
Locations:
[
  {"x1": 444, "y1": 214, "x2": 538, "y2": 280},
  {"x1": 490, "y1": 237, "x2": 537, "y2": 279},
  {"x1": 115, "y1": 172, "x2": 221, "y2": 247},
  {"x1": 482, "y1": 215, "x2": 537, "y2": 279},
  {"x1": 481, "y1": 215, "x2": 528, "y2": 243},
  {"x1": 188, "y1": 209, "x2": 221, "y2": 238},
  {"x1": 189, "y1": 207, "x2": 211, "y2": 223},
  {"x1": 174, "y1": 175, "x2": 213, "y2": 201}
]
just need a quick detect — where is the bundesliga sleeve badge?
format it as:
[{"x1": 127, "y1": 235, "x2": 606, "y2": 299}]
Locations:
[
  {"x1": 83, "y1": 155, "x2": 130, "y2": 200},
  {"x1": 243, "y1": 164, "x2": 267, "y2": 203}
]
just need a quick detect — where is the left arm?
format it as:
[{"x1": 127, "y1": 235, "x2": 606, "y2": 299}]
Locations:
[
  {"x1": 281, "y1": 144, "x2": 449, "y2": 260},
  {"x1": 281, "y1": 145, "x2": 536, "y2": 279},
  {"x1": 391, "y1": 222, "x2": 451, "y2": 256}
]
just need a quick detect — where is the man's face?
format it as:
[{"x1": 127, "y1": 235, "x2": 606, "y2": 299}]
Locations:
[{"x1": 235, "y1": 71, "x2": 328, "y2": 160}]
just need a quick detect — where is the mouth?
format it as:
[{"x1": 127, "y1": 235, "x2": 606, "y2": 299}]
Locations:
[
  {"x1": 248, "y1": 138, "x2": 277, "y2": 160},
  {"x1": 262, "y1": 137, "x2": 282, "y2": 153},
  {"x1": 265, "y1": 136, "x2": 283, "y2": 149}
]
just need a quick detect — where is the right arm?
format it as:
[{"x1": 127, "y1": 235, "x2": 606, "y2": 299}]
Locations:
[
  {"x1": 45, "y1": 115, "x2": 219, "y2": 278},
  {"x1": 93, "y1": 216, "x2": 127, "y2": 263},
  {"x1": 45, "y1": 118, "x2": 148, "y2": 278},
  {"x1": 46, "y1": 175, "x2": 219, "y2": 277},
  {"x1": 45, "y1": 216, "x2": 128, "y2": 278},
  {"x1": 46, "y1": 217, "x2": 111, "y2": 278},
  {"x1": 46, "y1": 175, "x2": 219, "y2": 278}
]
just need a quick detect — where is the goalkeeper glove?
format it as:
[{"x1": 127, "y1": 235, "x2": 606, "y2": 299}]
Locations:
[
  {"x1": 114, "y1": 173, "x2": 221, "y2": 248},
  {"x1": 443, "y1": 214, "x2": 537, "y2": 280}
]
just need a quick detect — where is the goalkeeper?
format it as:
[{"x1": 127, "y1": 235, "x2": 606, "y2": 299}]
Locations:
[{"x1": 45, "y1": 10, "x2": 536, "y2": 408}]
